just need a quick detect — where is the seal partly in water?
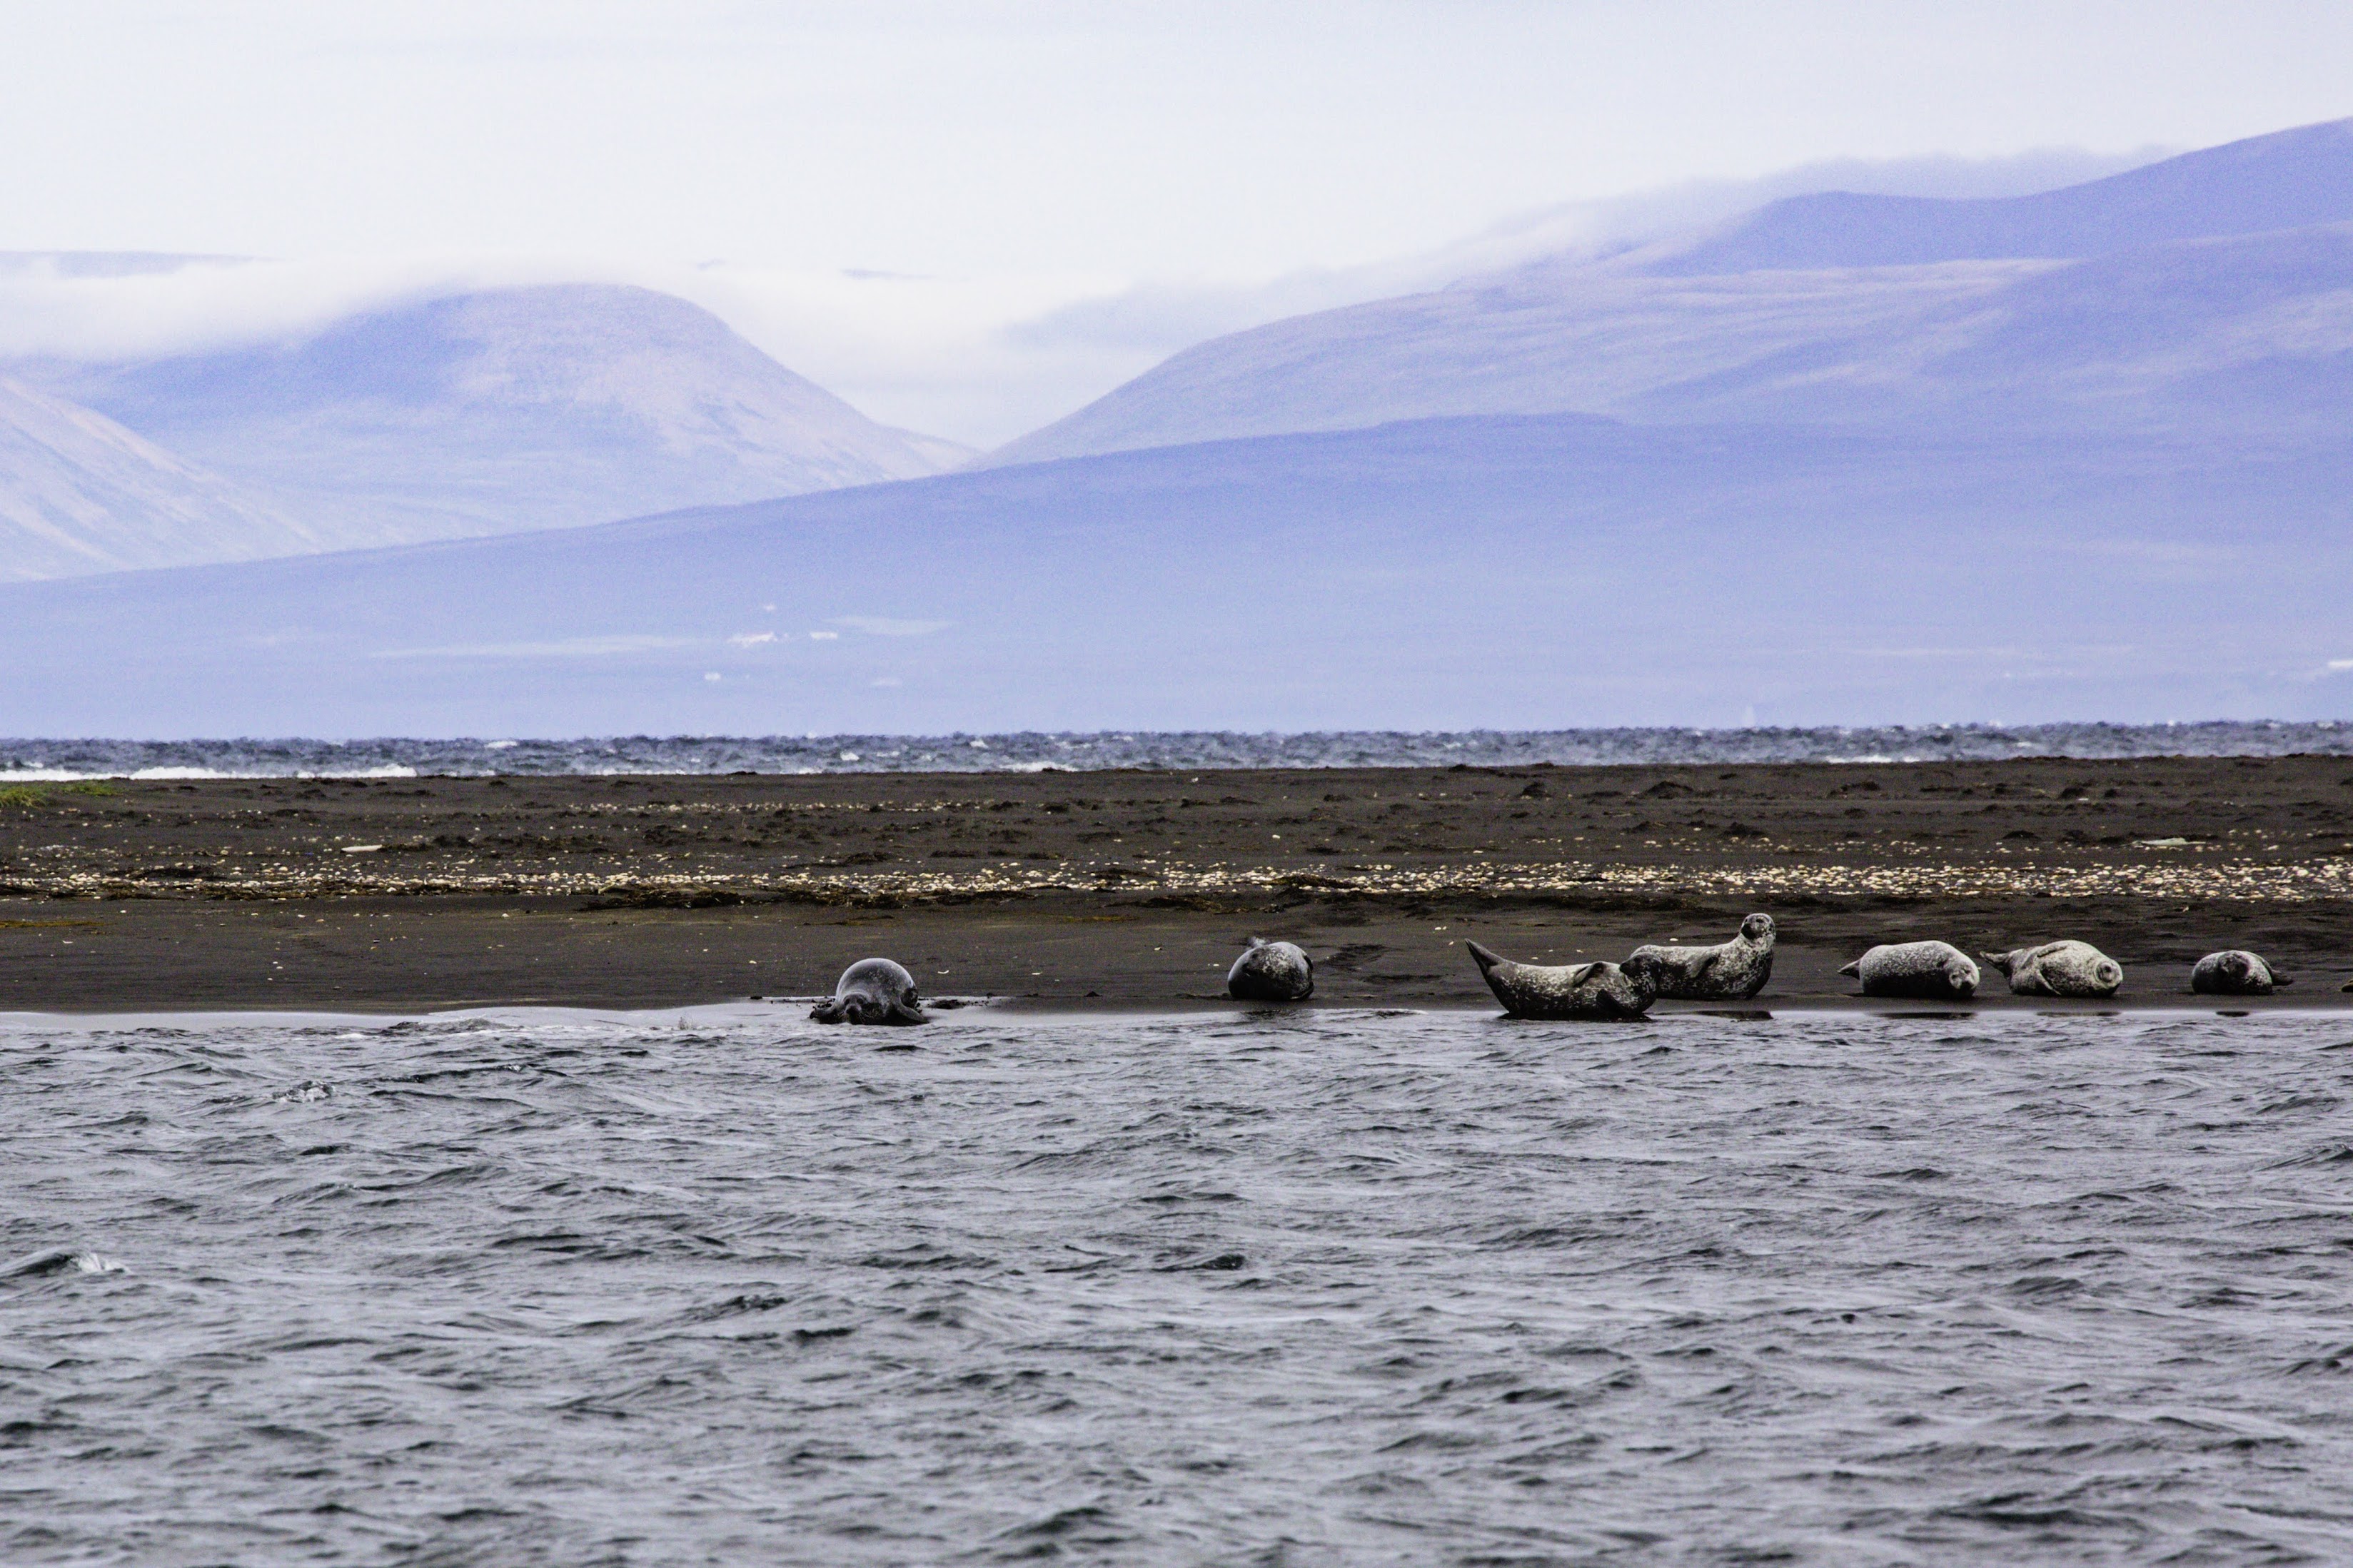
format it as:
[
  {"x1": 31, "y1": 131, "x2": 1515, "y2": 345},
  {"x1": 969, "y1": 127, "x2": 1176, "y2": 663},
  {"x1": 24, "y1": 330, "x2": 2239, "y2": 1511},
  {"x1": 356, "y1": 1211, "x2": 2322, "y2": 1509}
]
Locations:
[
  {"x1": 810, "y1": 958, "x2": 929, "y2": 1025},
  {"x1": 1839, "y1": 941, "x2": 1980, "y2": 1000},
  {"x1": 1630, "y1": 913, "x2": 1775, "y2": 1001},
  {"x1": 1227, "y1": 937, "x2": 1314, "y2": 1002},
  {"x1": 2191, "y1": 950, "x2": 2290, "y2": 996},
  {"x1": 1466, "y1": 941, "x2": 1665, "y2": 1020},
  {"x1": 1982, "y1": 941, "x2": 2123, "y2": 998}
]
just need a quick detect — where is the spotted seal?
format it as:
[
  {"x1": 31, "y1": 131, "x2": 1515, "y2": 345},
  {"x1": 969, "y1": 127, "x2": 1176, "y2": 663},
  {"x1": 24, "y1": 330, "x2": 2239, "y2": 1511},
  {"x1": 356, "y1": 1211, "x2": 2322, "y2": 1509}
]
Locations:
[
  {"x1": 1227, "y1": 936, "x2": 1314, "y2": 1002},
  {"x1": 1630, "y1": 913, "x2": 1775, "y2": 1001},
  {"x1": 1466, "y1": 941, "x2": 1665, "y2": 1020},
  {"x1": 1982, "y1": 941, "x2": 2122, "y2": 998},
  {"x1": 1838, "y1": 941, "x2": 1980, "y2": 1000},
  {"x1": 2190, "y1": 950, "x2": 2289, "y2": 996},
  {"x1": 810, "y1": 957, "x2": 929, "y2": 1025}
]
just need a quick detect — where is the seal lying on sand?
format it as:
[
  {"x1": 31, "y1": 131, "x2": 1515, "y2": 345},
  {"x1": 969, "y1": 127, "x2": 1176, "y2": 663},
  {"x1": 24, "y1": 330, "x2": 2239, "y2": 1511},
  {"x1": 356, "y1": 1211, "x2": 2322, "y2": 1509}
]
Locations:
[
  {"x1": 1982, "y1": 941, "x2": 2122, "y2": 998},
  {"x1": 2191, "y1": 950, "x2": 2289, "y2": 996},
  {"x1": 1228, "y1": 937, "x2": 1314, "y2": 1002},
  {"x1": 1839, "y1": 941, "x2": 1980, "y2": 999},
  {"x1": 810, "y1": 958, "x2": 929, "y2": 1025},
  {"x1": 1630, "y1": 914, "x2": 1775, "y2": 1001},
  {"x1": 1466, "y1": 942, "x2": 1665, "y2": 1020}
]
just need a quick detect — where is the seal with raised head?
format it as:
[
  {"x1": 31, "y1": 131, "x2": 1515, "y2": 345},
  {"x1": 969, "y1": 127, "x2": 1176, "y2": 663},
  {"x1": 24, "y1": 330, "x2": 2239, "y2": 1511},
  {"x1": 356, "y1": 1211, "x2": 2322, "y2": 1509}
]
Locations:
[
  {"x1": 1982, "y1": 941, "x2": 2122, "y2": 998},
  {"x1": 1228, "y1": 936, "x2": 1314, "y2": 1002},
  {"x1": 810, "y1": 957, "x2": 929, "y2": 1025},
  {"x1": 1466, "y1": 941, "x2": 1665, "y2": 1020},
  {"x1": 1630, "y1": 913, "x2": 1775, "y2": 1001},
  {"x1": 1839, "y1": 941, "x2": 1980, "y2": 1000},
  {"x1": 2191, "y1": 950, "x2": 2290, "y2": 996}
]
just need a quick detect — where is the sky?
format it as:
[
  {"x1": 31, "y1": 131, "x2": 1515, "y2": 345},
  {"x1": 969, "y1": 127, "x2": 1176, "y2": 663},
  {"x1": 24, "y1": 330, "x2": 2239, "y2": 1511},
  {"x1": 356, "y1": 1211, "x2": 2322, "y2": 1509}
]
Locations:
[{"x1": 5, "y1": 1, "x2": 2352, "y2": 444}]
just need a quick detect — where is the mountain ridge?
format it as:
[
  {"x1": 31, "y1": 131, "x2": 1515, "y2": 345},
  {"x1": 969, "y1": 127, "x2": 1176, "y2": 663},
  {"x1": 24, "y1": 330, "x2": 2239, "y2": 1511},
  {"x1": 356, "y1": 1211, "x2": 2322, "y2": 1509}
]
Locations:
[
  {"x1": 987, "y1": 118, "x2": 2353, "y2": 467},
  {"x1": 5, "y1": 282, "x2": 972, "y2": 571},
  {"x1": 0, "y1": 375, "x2": 318, "y2": 581}
]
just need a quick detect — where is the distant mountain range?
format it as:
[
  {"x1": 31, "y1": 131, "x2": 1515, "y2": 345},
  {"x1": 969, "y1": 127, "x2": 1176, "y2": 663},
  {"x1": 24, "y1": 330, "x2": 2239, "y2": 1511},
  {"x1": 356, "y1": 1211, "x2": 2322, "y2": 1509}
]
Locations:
[
  {"x1": 4, "y1": 117, "x2": 2350, "y2": 729},
  {"x1": 992, "y1": 118, "x2": 2353, "y2": 464},
  {"x1": 2, "y1": 283, "x2": 969, "y2": 575}
]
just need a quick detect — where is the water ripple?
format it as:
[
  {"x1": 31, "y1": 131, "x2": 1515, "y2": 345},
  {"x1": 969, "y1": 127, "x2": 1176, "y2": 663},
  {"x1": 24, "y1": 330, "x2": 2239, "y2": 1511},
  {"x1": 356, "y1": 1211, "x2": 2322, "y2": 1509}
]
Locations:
[{"x1": 4, "y1": 1008, "x2": 2352, "y2": 1562}]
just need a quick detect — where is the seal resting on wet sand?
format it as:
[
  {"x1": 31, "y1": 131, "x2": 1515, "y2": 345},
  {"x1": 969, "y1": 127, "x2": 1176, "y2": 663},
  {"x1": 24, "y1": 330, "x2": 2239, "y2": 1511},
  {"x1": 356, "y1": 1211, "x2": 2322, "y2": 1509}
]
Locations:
[
  {"x1": 1839, "y1": 941, "x2": 1980, "y2": 999},
  {"x1": 2191, "y1": 950, "x2": 2289, "y2": 996},
  {"x1": 1630, "y1": 913, "x2": 1775, "y2": 1001},
  {"x1": 810, "y1": 958, "x2": 929, "y2": 1025},
  {"x1": 1227, "y1": 936, "x2": 1314, "y2": 1002},
  {"x1": 1466, "y1": 942, "x2": 1665, "y2": 1020},
  {"x1": 1982, "y1": 941, "x2": 2122, "y2": 998}
]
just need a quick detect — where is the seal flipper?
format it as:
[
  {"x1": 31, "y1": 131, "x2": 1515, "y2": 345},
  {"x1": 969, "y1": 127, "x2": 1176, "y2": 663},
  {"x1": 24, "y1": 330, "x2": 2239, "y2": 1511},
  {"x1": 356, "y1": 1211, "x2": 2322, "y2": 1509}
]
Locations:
[
  {"x1": 885, "y1": 1000, "x2": 929, "y2": 1026},
  {"x1": 1980, "y1": 951, "x2": 2015, "y2": 974},
  {"x1": 1466, "y1": 941, "x2": 1504, "y2": 977},
  {"x1": 810, "y1": 997, "x2": 848, "y2": 1023},
  {"x1": 1837, "y1": 959, "x2": 1860, "y2": 976}
]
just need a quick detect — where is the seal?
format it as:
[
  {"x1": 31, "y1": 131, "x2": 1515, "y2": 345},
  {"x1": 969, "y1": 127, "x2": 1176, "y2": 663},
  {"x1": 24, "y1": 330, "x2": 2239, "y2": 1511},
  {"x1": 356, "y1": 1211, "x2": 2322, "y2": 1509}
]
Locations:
[
  {"x1": 810, "y1": 957, "x2": 929, "y2": 1025},
  {"x1": 1838, "y1": 941, "x2": 1980, "y2": 999},
  {"x1": 2190, "y1": 950, "x2": 2289, "y2": 996},
  {"x1": 1630, "y1": 913, "x2": 1775, "y2": 1001},
  {"x1": 1466, "y1": 941, "x2": 1665, "y2": 1020},
  {"x1": 1228, "y1": 936, "x2": 1314, "y2": 1002},
  {"x1": 1982, "y1": 941, "x2": 2122, "y2": 998}
]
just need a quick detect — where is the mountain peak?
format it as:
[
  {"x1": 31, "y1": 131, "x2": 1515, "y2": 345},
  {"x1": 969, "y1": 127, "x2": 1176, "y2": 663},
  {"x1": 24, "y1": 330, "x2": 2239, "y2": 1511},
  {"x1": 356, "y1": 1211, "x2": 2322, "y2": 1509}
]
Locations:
[{"x1": 10, "y1": 281, "x2": 971, "y2": 562}]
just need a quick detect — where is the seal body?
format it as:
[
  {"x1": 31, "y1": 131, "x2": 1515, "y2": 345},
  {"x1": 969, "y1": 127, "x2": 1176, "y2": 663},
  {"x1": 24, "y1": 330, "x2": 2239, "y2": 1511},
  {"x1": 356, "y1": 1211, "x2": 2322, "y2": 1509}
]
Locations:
[
  {"x1": 1630, "y1": 913, "x2": 1775, "y2": 1001},
  {"x1": 1227, "y1": 936, "x2": 1313, "y2": 1002},
  {"x1": 1982, "y1": 941, "x2": 2122, "y2": 998},
  {"x1": 1466, "y1": 941, "x2": 1663, "y2": 1020},
  {"x1": 1839, "y1": 941, "x2": 1980, "y2": 999},
  {"x1": 2191, "y1": 950, "x2": 2287, "y2": 995},
  {"x1": 810, "y1": 957, "x2": 929, "y2": 1024}
]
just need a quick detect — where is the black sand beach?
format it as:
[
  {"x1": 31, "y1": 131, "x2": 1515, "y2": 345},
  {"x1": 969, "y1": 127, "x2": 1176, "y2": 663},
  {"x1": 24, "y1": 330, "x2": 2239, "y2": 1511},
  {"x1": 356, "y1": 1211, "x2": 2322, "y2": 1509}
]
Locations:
[{"x1": 2, "y1": 756, "x2": 2349, "y2": 1011}]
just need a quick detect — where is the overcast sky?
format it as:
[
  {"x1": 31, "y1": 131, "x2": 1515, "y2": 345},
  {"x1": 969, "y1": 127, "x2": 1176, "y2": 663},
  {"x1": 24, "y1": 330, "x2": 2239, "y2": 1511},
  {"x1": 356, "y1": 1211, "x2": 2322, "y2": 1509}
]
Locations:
[{"x1": 5, "y1": 1, "x2": 2350, "y2": 442}]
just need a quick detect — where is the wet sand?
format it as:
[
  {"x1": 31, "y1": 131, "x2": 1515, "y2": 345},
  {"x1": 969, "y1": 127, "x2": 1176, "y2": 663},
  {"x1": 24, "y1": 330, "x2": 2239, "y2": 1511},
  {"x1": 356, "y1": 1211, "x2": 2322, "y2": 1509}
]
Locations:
[{"x1": 2, "y1": 756, "x2": 2349, "y2": 1012}]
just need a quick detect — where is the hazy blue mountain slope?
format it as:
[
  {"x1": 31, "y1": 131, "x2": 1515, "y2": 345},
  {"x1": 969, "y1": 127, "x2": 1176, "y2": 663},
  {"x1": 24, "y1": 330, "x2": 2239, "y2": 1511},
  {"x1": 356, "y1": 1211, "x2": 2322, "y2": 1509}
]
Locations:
[
  {"x1": 992, "y1": 225, "x2": 2353, "y2": 463},
  {"x1": 14, "y1": 283, "x2": 970, "y2": 553},
  {"x1": 1, "y1": 414, "x2": 2343, "y2": 737},
  {"x1": 989, "y1": 120, "x2": 2353, "y2": 466},
  {"x1": 1657, "y1": 117, "x2": 2353, "y2": 274},
  {"x1": 0, "y1": 376, "x2": 317, "y2": 581}
]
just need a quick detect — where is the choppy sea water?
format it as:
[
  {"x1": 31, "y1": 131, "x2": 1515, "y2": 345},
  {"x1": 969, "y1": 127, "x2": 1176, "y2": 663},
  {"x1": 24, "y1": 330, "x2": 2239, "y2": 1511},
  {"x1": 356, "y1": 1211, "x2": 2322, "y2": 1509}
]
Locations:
[
  {"x1": 6, "y1": 1006, "x2": 2352, "y2": 1564},
  {"x1": 1, "y1": 721, "x2": 2349, "y2": 779}
]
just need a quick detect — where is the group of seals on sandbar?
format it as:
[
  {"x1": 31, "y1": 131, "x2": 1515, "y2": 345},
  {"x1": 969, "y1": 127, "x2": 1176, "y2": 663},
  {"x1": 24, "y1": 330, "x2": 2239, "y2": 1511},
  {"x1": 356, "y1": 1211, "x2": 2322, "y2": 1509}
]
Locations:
[{"x1": 807, "y1": 915, "x2": 2304, "y2": 1024}]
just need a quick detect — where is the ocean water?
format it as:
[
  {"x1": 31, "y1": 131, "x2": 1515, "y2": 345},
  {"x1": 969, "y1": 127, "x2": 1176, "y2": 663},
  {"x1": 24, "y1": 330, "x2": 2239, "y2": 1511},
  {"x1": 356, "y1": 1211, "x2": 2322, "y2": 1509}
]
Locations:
[
  {"x1": 6, "y1": 1005, "x2": 2352, "y2": 1564},
  {"x1": 0, "y1": 721, "x2": 2348, "y2": 780}
]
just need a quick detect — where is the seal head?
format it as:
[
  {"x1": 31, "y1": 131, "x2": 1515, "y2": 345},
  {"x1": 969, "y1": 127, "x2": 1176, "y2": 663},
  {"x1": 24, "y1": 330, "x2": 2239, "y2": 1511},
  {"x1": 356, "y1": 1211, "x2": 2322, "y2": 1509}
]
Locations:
[
  {"x1": 1228, "y1": 936, "x2": 1314, "y2": 1002},
  {"x1": 2190, "y1": 950, "x2": 2287, "y2": 996},
  {"x1": 1629, "y1": 912, "x2": 1775, "y2": 1001},
  {"x1": 811, "y1": 957, "x2": 929, "y2": 1025},
  {"x1": 1838, "y1": 941, "x2": 1980, "y2": 999},
  {"x1": 1982, "y1": 941, "x2": 2123, "y2": 998},
  {"x1": 1467, "y1": 941, "x2": 1663, "y2": 1020}
]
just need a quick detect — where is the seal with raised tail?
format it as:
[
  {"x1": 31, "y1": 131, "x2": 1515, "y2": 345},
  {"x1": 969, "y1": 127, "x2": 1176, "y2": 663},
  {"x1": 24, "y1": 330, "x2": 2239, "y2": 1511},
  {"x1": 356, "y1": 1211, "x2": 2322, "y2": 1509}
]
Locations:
[
  {"x1": 2191, "y1": 950, "x2": 2289, "y2": 996},
  {"x1": 1630, "y1": 913, "x2": 1774, "y2": 1001},
  {"x1": 1228, "y1": 937, "x2": 1314, "y2": 1002},
  {"x1": 811, "y1": 958, "x2": 929, "y2": 1025},
  {"x1": 1839, "y1": 941, "x2": 1980, "y2": 999},
  {"x1": 1466, "y1": 941, "x2": 1663, "y2": 1020},
  {"x1": 1982, "y1": 941, "x2": 2122, "y2": 998}
]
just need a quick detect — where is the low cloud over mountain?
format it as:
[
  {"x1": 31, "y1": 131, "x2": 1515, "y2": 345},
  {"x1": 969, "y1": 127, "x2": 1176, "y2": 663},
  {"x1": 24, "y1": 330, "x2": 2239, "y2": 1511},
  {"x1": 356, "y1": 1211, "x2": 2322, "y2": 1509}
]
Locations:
[
  {"x1": 2, "y1": 282, "x2": 969, "y2": 575},
  {"x1": 989, "y1": 120, "x2": 2353, "y2": 465}
]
